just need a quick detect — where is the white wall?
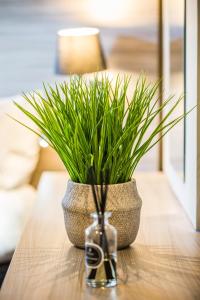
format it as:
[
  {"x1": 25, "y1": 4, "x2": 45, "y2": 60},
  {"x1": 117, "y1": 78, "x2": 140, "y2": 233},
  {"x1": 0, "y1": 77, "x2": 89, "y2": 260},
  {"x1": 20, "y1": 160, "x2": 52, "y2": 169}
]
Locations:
[{"x1": 163, "y1": 0, "x2": 199, "y2": 229}]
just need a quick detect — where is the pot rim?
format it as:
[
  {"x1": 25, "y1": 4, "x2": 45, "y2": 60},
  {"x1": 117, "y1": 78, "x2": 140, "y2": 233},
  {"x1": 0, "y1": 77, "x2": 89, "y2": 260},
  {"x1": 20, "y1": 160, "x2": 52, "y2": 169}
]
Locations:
[{"x1": 67, "y1": 178, "x2": 136, "y2": 188}]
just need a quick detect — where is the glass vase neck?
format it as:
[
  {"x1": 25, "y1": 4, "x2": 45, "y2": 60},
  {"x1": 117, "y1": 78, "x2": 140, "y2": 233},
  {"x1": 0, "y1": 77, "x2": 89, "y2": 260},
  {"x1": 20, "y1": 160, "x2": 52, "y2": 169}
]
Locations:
[{"x1": 91, "y1": 212, "x2": 112, "y2": 223}]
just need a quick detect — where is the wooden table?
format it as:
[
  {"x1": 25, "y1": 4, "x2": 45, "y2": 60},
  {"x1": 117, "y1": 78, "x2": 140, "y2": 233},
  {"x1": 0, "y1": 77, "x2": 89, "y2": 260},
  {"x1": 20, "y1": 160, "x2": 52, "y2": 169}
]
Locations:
[{"x1": 0, "y1": 172, "x2": 200, "y2": 300}]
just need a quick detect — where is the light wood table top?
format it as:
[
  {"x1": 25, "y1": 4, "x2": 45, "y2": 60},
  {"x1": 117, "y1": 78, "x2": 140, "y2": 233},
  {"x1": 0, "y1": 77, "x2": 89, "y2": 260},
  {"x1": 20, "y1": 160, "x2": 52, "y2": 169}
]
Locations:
[{"x1": 0, "y1": 172, "x2": 200, "y2": 300}]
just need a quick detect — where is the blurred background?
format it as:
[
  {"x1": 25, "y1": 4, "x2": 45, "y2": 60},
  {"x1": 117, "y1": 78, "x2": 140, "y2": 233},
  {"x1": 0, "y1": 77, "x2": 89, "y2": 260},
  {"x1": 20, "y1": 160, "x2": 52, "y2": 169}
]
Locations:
[{"x1": 0, "y1": 0, "x2": 160, "y2": 170}]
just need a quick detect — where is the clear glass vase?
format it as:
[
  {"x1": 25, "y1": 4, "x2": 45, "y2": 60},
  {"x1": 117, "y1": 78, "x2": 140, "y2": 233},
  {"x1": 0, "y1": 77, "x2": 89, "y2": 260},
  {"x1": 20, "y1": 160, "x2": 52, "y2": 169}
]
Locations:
[{"x1": 85, "y1": 212, "x2": 117, "y2": 288}]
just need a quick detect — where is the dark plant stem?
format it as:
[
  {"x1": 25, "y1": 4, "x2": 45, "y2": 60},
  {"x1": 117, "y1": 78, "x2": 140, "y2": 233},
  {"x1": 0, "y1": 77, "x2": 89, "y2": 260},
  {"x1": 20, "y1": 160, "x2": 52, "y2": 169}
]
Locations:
[{"x1": 88, "y1": 168, "x2": 116, "y2": 282}]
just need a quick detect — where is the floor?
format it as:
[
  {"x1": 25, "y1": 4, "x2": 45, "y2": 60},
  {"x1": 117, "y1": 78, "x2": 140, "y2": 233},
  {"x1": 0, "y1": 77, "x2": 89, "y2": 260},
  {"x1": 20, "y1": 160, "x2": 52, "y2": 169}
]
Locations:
[{"x1": 0, "y1": 264, "x2": 9, "y2": 289}]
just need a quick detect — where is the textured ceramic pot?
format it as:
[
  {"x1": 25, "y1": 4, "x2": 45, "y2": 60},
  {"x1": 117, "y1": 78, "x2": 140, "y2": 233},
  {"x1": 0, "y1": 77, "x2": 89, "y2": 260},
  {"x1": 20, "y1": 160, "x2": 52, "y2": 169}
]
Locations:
[{"x1": 62, "y1": 180, "x2": 142, "y2": 249}]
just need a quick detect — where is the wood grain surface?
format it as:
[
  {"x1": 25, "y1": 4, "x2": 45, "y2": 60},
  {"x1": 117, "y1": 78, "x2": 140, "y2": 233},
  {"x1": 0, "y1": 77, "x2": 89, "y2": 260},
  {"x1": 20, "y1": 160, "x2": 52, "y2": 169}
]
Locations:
[{"x1": 0, "y1": 172, "x2": 200, "y2": 300}]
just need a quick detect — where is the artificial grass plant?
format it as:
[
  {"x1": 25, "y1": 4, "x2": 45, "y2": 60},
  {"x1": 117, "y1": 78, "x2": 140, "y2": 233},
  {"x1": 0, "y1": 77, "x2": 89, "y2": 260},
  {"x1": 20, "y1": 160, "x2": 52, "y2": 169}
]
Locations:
[{"x1": 12, "y1": 75, "x2": 190, "y2": 184}]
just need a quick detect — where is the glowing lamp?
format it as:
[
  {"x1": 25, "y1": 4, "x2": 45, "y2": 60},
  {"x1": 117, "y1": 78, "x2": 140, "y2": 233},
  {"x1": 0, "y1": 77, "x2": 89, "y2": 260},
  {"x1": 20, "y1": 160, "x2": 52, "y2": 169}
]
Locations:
[{"x1": 55, "y1": 27, "x2": 106, "y2": 75}]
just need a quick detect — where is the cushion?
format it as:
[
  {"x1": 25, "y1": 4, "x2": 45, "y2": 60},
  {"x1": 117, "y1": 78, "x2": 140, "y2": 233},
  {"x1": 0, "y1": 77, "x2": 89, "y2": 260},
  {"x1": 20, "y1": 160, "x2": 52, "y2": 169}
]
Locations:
[
  {"x1": 0, "y1": 96, "x2": 40, "y2": 189},
  {"x1": 0, "y1": 185, "x2": 36, "y2": 263}
]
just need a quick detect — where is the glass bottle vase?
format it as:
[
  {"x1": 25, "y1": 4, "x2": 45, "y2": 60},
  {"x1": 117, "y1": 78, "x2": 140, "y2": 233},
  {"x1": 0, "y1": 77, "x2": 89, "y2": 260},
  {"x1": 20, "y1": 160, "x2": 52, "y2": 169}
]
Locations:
[{"x1": 85, "y1": 212, "x2": 117, "y2": 288}]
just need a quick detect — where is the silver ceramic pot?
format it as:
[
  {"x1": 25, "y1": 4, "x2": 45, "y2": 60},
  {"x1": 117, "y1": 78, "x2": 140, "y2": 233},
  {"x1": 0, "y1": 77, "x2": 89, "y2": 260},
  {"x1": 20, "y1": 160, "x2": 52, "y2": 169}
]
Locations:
[{"x1": 62, "y1": 180, "x2": 142, "y2": 249}]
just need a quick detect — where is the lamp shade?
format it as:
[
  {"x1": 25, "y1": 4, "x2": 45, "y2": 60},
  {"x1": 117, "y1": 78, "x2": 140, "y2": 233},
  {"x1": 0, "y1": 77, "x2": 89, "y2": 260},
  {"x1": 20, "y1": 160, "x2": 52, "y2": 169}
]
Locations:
[{"x1": 55, "y1": 27, "x2": 106, "y2": 75}]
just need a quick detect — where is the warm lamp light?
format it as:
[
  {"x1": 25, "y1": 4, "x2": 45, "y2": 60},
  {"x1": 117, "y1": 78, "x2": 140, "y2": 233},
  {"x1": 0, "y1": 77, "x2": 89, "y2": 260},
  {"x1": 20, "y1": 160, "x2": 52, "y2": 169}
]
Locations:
[{"x1": 55, "y1": 27, "x2": 106, "y2": 75}]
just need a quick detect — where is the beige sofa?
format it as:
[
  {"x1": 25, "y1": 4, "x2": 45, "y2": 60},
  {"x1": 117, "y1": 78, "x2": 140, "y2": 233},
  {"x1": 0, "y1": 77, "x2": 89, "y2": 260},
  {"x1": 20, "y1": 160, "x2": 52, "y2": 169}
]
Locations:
[{"x1": 0, "y1": 97, "x2": 64, "y2": 263}]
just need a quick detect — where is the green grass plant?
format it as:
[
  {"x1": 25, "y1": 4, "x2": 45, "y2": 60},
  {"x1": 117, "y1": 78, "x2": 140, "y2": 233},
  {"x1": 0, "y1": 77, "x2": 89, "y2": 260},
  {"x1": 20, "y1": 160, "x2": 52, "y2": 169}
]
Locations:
[{"x1": 12, "y1": 75, "x2": 190, "y2": 184}]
